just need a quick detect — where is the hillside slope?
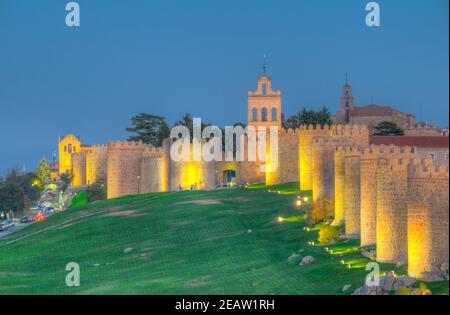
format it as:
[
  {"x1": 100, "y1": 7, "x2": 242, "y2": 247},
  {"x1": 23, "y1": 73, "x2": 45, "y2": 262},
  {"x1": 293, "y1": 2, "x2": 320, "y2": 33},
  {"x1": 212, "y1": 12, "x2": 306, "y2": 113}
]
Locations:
[{"x1": 0, "y1": 183, "x2": 447, "y2": 294}]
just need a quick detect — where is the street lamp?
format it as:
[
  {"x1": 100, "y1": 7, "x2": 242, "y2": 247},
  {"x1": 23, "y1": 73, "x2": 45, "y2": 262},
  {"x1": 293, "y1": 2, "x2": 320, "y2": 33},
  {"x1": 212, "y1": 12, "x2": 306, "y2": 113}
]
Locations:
[{"x1": 137, "y1": 175, "x2": 141, "y2": 194}]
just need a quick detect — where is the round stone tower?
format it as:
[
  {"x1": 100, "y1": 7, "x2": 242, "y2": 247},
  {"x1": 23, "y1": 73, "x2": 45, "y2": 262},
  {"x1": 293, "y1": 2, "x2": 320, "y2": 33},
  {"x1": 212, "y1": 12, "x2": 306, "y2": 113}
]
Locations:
[
  {"x1": 407, "y1": 162, "x2": 449, "y2": 279},
  {"x1": 376, "y1": 158, "x2": 409, "y2": 264},
  {"x1": 299, "y1": 124, "x2": 331, "y2": 191},
  {"x1": 311, "y1": 137, "x2": 335, "y2": 222},
  {"x1": 333, "y1": 146, "x2": 346, "y2": 225},
  {"x1": 360, "y1": 145, "x2": 417, "y2": 247},
  {"x1": 343, "y1": 145, "x2": 362, "y2": 239},
  {"x1": 107, "y1": 141, "x2": 149, "y2": 199}
]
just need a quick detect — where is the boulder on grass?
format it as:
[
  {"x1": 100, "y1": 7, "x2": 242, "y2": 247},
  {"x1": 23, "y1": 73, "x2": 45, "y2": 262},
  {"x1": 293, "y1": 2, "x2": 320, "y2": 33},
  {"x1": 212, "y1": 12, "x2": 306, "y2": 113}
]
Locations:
[
  {"x1": 123, "y1": 247, "x2": 133, "y2": 254},
  {"x1": 342, "y1": 284, "x2": 352, "y2": 292},
  {"x1": 299, "y1": 256, "x2": 315, "y2": 266}
]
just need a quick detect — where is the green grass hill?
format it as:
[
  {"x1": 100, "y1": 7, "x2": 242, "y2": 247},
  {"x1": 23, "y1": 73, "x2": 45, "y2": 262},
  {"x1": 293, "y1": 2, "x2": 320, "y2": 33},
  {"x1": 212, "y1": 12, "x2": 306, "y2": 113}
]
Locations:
[{"x1": 0, "y1": 183, "x2": 447, "y2": 295}]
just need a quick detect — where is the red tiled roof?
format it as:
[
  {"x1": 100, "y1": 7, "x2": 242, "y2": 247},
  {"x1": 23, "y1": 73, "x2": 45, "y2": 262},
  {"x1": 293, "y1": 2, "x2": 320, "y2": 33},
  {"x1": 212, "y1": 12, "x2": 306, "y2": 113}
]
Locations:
[
  {"x1": 370, "y1": 136, "x2": 449, "y2": 148},
  {"x1": 350, "y1": 104, "x2": 395, "y2": 117}
]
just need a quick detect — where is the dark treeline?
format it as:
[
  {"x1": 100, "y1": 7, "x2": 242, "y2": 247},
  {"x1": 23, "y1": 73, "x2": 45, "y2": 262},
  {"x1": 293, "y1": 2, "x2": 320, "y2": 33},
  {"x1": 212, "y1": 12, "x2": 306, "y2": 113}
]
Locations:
[{"x1": 0, "y1": 167, "x2": 42, "y2": 214}]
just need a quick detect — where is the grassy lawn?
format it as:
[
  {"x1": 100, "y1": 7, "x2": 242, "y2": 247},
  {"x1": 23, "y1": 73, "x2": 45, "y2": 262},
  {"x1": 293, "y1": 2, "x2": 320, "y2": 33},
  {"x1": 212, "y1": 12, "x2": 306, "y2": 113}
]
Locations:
[
  {"x1": 70, "y1": 191, "x2": 88, "y2": 207},
  {"x1": 0, "y1": 182, "x2": 447, "y2": 295}
]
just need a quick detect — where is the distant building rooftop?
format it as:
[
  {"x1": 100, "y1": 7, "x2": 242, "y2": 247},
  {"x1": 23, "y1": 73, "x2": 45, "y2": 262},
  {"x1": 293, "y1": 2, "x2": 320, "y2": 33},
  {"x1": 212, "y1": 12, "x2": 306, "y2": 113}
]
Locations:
[
  {"x1": 352, "y1": 104, "x2": 394, "y2": 116},
  {"x1": 49, "y1": 162, "x2": 59, "y2": 171},
  {"x1": 370, "y1": 136, "x2": 449, "y2": 148}
]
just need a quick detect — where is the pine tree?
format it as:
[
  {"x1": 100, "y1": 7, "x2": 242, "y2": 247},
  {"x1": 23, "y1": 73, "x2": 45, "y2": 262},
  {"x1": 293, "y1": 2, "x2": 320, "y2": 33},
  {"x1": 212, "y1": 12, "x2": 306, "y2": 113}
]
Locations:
[
  {"x1": 35, "y1": 158, "x2": 51, "y2": 186},
  {"x1": 283, "y1": 106, "x2": 333, "y2": 129},
  {"x1": 60, "y1": 171, "x2": 73, "y2": 191},
  {"x1": 157, "y1": 120, "x2": 170, "y2": 146},
  {"x1": 126, "y1": 113, "x2": 169, "y2": 146},
  {"x1": 373, "y1": 121, "x2": 405, "y2": 136}
]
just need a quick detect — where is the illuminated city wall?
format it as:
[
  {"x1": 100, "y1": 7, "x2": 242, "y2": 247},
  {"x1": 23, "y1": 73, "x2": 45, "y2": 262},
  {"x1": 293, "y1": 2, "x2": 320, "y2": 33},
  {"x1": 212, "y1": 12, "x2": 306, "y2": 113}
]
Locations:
[
  {"x1": 107, "y1": 141, "x2": 150, "y2": 199},
  {"x1": 376, "y1": 158, "x2": 409, "y2": 263},
  {"x1": 407, "y1": 162, "x2": 449, "y2": 279},
  {"x1": 140, "y1": 146, "x2": 167, "y2": 193},
  {"x1": 298, "y1": 124, "x2": 331, "y2": 191},
  {"x1": 169, "y1": 142, "x2": 217, "y2": 191},
  {"x1": 333, "y1": 146, "x2": 346, "y2": 225},
  {"x1": 86, "y1": 145, "x2": 108, "y2": 184},
  {"x1": 71, "y1": 151, "x2": 87, "y2": 186},
  {"x1": 311, "y1": 138, "x2": 335, "y2": 221},
  {"x1": 266, "y1": 128, "x2": 299, "y2": 185},
  {"x1": 343, "y1": 145, "x2": 362, "y2": 239},
  {"x1": 360, "y1": 145, "x2": 417, "y2": 247},
  {"x1": 239, "y1": 134, "x2": 266, "y2": 185}
]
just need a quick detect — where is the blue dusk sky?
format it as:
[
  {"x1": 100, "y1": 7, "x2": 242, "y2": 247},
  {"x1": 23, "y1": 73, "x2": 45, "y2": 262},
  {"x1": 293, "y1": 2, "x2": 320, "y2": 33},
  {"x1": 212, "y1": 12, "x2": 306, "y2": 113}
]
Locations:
[{"x1": 0, "y1": 0, "x2": 448, "y2": 175}]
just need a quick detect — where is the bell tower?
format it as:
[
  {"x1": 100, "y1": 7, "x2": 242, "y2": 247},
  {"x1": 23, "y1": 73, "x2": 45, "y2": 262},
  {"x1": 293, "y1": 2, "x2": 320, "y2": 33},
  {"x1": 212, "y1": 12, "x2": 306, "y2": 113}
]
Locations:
[
  {"x1": 340, "y1": 73, "x2": 354, "y2": 123},
  {"x1": 247, "y1": 72, "x2": 282, "y2": 129}
]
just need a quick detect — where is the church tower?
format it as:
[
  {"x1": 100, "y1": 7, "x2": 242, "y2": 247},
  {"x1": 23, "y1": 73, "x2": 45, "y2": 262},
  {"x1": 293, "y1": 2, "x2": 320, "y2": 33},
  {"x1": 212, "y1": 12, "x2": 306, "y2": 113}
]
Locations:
[
  {"x1": 340, "y1": 74, "x2": 354, "y2": 123},
  {"x1": 247, "y1": 73, "x2": 282, "y2": 129},
  {"x1": 58, "y1": 134, "x2": 81, "y2": 175}
]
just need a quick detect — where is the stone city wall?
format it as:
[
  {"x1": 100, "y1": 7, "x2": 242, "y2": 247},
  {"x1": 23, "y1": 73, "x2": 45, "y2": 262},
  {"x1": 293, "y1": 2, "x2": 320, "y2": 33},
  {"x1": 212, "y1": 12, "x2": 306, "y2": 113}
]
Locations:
[
  {"x1": 407, "y1": 162, "x2": 449, "y2": 280},
  {"x1": 107, "y1": 141, "x2": 150, "y2": 199}
]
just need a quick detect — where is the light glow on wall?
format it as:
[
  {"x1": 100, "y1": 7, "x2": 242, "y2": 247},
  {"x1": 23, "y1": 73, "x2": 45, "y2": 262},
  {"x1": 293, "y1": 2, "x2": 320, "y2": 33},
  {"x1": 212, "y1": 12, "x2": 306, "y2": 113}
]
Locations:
[{"x1": 179, "y1": 161, "x2": 204, "y2": 190}]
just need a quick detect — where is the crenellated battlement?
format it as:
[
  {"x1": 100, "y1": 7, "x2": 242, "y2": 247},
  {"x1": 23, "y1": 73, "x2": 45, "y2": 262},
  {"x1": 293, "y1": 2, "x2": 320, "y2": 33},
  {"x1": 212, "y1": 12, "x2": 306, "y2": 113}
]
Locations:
[
  {"x1": 378, "y1": 157, "x2": 411, "y2": 172},
  {"x1": 299, "y1": 124, "x2": 332, "y2": 132},
  {"x1": 279, "y1": 127, "x2": 299, "y2": 136},
  {"x1": 142, "y1": 146, "x2": 164, "y2": 158},
  {"x1": 107, "y1": 140, "x2": 152, "y2": 150},
  {"x1": 361, "y1": 144, "x2": 417, "y2": 159},
  {"x1": 334, "y1": 144, "x2": 363, "y2": 155},
  {"x1": 312, "y1": 137, "x2": 345, "y2": 150},
  {"x1": 331, "y1": 124, "x2": 369, "y2": 136},
  {"x1": 86, "y1": 144, "x2": 108, "y2": 155},
  {"x1": 91, "y1": 144, "x2": 108, "y2": 149},
  {"x1": 409, "y1": 162, "x2": 449, "y2": 179}
]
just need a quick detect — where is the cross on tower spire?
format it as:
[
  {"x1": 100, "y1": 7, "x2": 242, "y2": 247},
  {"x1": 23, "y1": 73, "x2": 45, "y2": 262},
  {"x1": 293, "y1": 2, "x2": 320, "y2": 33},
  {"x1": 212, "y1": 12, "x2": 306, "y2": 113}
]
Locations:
[
  {"x1": 262, "y1": 54, "x2": 267, "y2": 75},
  {"x1": 345, "y1": 72, "x2": 349, "y2": 85}
]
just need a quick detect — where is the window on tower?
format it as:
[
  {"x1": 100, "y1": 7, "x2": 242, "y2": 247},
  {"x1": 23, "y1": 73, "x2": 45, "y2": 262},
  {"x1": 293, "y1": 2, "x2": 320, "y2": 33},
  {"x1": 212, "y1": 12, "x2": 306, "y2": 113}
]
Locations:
[
  {"x1": 262, "y1": 84, "x2": 267, "y2": 96},
  {"x1": 272, "y1": 108, "x2": 277, "y2": 121},
  {"x1": 261, "y1": 107, "x2": 268, "y2": 121},
  {"x1": 252, "y1": 107, "x2": 258, "y2": 121}
]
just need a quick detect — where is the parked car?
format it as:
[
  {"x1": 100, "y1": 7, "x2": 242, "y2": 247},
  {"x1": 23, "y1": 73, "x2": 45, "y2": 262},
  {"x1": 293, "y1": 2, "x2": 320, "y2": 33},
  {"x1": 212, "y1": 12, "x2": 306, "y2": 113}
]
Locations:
[
  {"x1": 43, "y1": 209, "x2": 54, "y2": 217},
  {"x1": 19, "y1": 215, "x2": 34, "y2": 223},
  {"x1": 3, "y1": 219, "x2": 15, "y2": 229}
]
